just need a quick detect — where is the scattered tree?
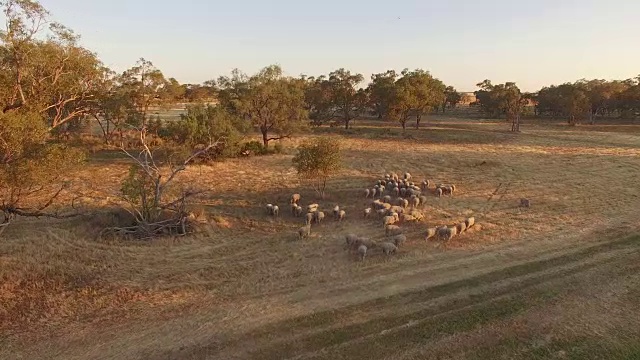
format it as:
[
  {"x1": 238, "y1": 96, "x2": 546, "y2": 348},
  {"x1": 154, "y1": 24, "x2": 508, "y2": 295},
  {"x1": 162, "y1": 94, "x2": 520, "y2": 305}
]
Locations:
[
  {"x1": 326, "y1": 69, "x2": 366, "y2": 129},
  {"x1": 442, "y1": 86, "x2": 462, "y2": 112},
  {"x1": 366, "y1": 70, "x2": 398, "y2": 119},
  {"x1": 292, "y1": 137, "x2": 341, "y2": 199}
]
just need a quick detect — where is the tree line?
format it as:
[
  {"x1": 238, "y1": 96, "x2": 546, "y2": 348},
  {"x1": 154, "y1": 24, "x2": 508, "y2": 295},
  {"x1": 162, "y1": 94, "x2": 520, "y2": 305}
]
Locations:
[{"x1": 1, "y1": 0, "x2": 640, "y2": 232}]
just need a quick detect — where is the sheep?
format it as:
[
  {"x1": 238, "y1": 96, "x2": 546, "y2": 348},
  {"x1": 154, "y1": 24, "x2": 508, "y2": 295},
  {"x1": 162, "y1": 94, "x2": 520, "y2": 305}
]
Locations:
[
  {"x1": 266, "y1": 204, "x2": 274, "y2": 215},
  {"x1": 338, "y1": 210, "x2": 346, "y2": 222},
  {"x1": 457, "y1": 222, "x2": 467, "y2": 234},
  {"x1": 365, "y1": 189, "x2": 371, "y2": 198},
  {"x1": 410, "y1": 196, "x2": 420, "y2": 208},
  {"x1": 333, "y1": 205, "x2": 340, "y2": 220},
  {"x1": 364, "y1": 208, "x2": 372, "y2": 218},
  {"x1": 425, "y1": 227, "x2": 437, "y2": 241},
  {"x1": 396, "y1": 197, "x2": 404, "y2": 206},
  {"x1": 377, "y1": 209, "x2": 388, "y2": 218},
  {"x1": 272, "y1": 205, "x2": 279, "y2": 217},
  {"x1": 355, "y1": 237, "x2": 377, "y2": 249},
  {"x1": 371, "y1": 188, "x2": 378, "y2": 198},
  {"x1": 390, "y1": 205, "x2": 404, "y2": 214},
  {"x1": 400, "y1": 188, "x2": 407, "y2": 197},
  {"x1": 383, "y1": 216, "x2": 397, "y2": 227},
  {"x1": 290, "y1": 204, "x2": 298, "y2": 216},
  {"x1": 290, "y1": 193, "x2": 301, "y2": 205},
  {"x1": 314, "y1": 211, "x2": 325, "y2": 224},
  {"x1": 385, "y1": 224, "x2": 402, "y2": 236},
  {"x1": 400, "y1": 214, "x2": 417, "y2": 223},
  {"x1": 383, "y1": 195, "x2": 392, "y2": 204},
  {"x1": 450, "y1": 226, "x2": 458, "y2": 238},
  {"x1": 392, "y1": 187, "x2": 400, "y2": 197},
  {"x1": 345, "y1": 233, "x2": 360, "y2": 248},
  {"x1": 520, "y1": 198, "x2": 531, "y2": 208},
  {"x1": 443, "y1": 185, "x2": 453, "y2": 196},
  {"x1": 404, "y1": 172, "x2": 412, "y2": 181},
  {"x1": 294, "y1": 205, "x2": 303, "y2": 217},
  {"x1": 307, "y1": 203, "x2": 319, "y2": 213},
  {"x1": 419, "y1": 195, "x2": 428, "y2": 207},
  {"x1": 435, "y1": 188, "x2": 443, "y2": 198},
  {"x1": 465, "y1": 217, "x2": 475, "y2": 229},
  {"x1": 392, "y1": 234, "x2": 407, "y2": 247},
  {"x1": 437, "y1": 226, "x2": 451, "y2": 241},
  {"x1": 409, "y1": 210, "x2": 425, "y2": 221},
  {"x1": 401, "y1": 199, "x2": 409, "y2": 209},
  {"x1": 382, "y1": 203, "x2": 392, "y2": 211},
  {"x1": 305, "y1": 212, "x2": 314, "y2": 225},
  {"x1": 357, "y1": 245, "x2": 367, "y2": 261},
  {"x1": 298, "y1": 224, "x2": 311, "y2": 240},
  {"x1": 391, "y1": 172, "x2": 399, "y2": 182},
  {"x1": 421, "y1": 180, "x2": 429, "y2": 191},
  {"x1": 380, "y1": 242, "x2": 398, "y2": 256}
]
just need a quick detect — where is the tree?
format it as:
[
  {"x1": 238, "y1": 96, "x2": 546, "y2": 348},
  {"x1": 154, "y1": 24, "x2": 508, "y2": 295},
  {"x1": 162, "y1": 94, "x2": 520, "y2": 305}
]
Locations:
[
  {"x1": 326, "y1": 69, "x2": 365, "y2": 129},
  {"x1": 388, "y1": 69, "x2": 446, "y2": 129},
  {"x1": 303, "y1": 75, "x2": 333, "y2": 126},
  {"x1": 366, "y1": 70, "x2": 397, "y2": 119},
  {"x1": 292, "y1": 137, "x2": 341, "y2": 199},
  {"x1": 474, "y1": 80, "x2": 527, "y2": 131},
  {"x1": 442, "y1": 86, "x2": 462, "y2": 112},
  {"x1": 218, "y1": 65, "x2": 308, "y2": 147},
  {"x1": 0, "y1": 0, "x2": 108, "y2": 130},
  {"x1": 0, "y1": 0, "x2": 90, "y2": 233},
  {"x1": 119, "y1": 58, "x2": 174, "y2": 128}
]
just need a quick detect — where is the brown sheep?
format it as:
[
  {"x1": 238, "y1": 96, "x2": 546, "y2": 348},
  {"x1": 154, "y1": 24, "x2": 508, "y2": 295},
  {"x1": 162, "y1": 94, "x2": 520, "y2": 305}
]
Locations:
[{"x1": 290, "y1": 193, "x2": 301, "y2": 205}]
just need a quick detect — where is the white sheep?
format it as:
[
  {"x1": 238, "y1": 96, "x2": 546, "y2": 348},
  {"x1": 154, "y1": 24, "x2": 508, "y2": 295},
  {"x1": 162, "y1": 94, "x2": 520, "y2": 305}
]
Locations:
[
  {"x1": 421, "y1": 180, "x2": 429, "y2": 191},
  {"x1": 314, "y1": 211, "x2": 325, "y2": 224},
  {"x1": 392, "y1": 234, "x2": 407, "y2": 247},
  {"x1": 266, "y1": 204, "x2": 274, "y2": 215},
  {"x1": 365, "y1": 188, "x2": 371, "y2": 198},
  {"x1": 400, "y1": 214, "x2": 417, "y2": 223},
  {"x1": 357, "y1": 244, "x2": 367, "y2": 261},
  {"x1": 400, "y1": 188, "x2": 407, "y2": 197},
  {"x1": 338, "y1": 210, "x2": 346, "y2": 222},
  {"x1": 383, "y1": 216, "x2": 397, "y2": 227},
  {"x1": 425, "y1": 227, "x2": 437, "y2": 241},
  {"x1": 435, "y1": 188, "x2": 443, "y2": 198},
  {"x1": 377, "y1": 209, "x2": 388, "y2": 217},
  {"x1": 298, "y1": 224, "x2": 311, "y2": 240},
  {"x1": 457, "y1": 222, "x2": 467, "y2": 234},
  {"x1": 404, "y1": 172, "x2": 412, "y2": 181},
  {"x1": 305, "y1": 212, "x2": 314, "y2": 225},
  {"x1": 401, "y1": 199, "x2": 409, "y2": 209},
  {"x1": 392, "y1": 187, "x2": 400, "y2": 196},
  {"x1": 272, "y1": 205, "x2": 279, "y2": 217},
  {"x1": 410, "y1": 196, "x2": 420, "y2": 208},
  {"x1": 345, "y1": 233, "x2": 360, "y2": 248},
  {"x1": 307, "y1": 203, "x2": 319, "y2": 213},
  {"x1": 363, "y1": 208, "x2": 372, "y2": 218},
  {"x1": 333, "y1": 205, "x2": 340, "y2": 220},
  {"x1": 290, "y1": 193, "x2": 301, "y2": 205},
  {"x1": 465, "y1": 217, "x2": 475, "y2": 229},
  {"x1": 419, "y1": 195, "x2": 428, "y2": 207},
  {"x1": 383, "y1": 195, "x2": 392, "y2": 204},
  {"x1": 380, "y1": 242, "x2": 398, "y2": 256},
  {"x1": 385, "y1": 224, "x2": 402, "y2": 236}
]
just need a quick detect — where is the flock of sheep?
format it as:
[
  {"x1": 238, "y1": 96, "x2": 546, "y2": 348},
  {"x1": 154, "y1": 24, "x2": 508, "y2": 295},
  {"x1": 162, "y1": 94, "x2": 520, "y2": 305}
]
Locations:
[{"x1": 265, "y1": 171, "x2": 479, "y2": 262}]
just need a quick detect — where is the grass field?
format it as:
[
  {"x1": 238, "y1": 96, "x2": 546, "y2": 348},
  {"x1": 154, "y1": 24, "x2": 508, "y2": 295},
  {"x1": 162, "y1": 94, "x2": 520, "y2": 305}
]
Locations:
[{"x1": 2, "y1": 115, "x2": 640, "y2": 359}]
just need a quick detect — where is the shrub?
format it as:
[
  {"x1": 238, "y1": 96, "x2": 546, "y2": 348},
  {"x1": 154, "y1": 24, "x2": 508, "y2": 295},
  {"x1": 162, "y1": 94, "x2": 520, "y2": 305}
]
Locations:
[{"x1": 292, "y1": 137, "x2": 341, "y2": 199}]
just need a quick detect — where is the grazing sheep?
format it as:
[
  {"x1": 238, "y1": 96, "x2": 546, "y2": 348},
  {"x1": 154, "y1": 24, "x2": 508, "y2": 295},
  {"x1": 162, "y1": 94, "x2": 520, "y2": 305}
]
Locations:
[
  {"x1": 400, "y1": 214, "x2": 417, "y2": 223},
  {"x1": 404, "y1": 172, "x2": 412, "y2": 181},
  {"x1": 314, "y1": 211, "x2": 325, "y2": 224},
  {"x1": 435, "y1": 188, "x2": 443, "y2": 198},
  {"x1": 377, "y1": 209, "x2": 388, "y2": 217},
  {"x1": 419, "y1": 195, "x2": 428, "y2": 207},
  {"x1": 333, "y1": 205, "x2": 340, "y2": 220},
  {"x1": 396, "y1": 197, "x2": 405, "y2": 206},
  {"x1": 357, "y1": 245, "x2": 367, "y2": 261},
  {"x1": 290, "y1": 204, "x2": 298, "y2": 216},
  {"x1": 443, "y1": 185, "x2": 453, "y2": 196},
  {"x1": 290, "y1": 194, "x2": 301, "y2": 205},
  {"x1": 383, "y1": 216, "x2": 397, "y2": 227},
  {"x1": 338, "y1": 210, "x2": 346, "y2": 221},
  {"x1": 298, "y1": 224, "x2": 311, "y2": 240},
  {"x1": 380, "y1": 242, "x2": 398, "y2": 256},
  {"x1": 425, "y1": 227, "x2": 437, "y2": 241},
  {"x1": 390, "y1": 206, "x2": 404, "y2": 214},
  {"x1": 305, "y1": 212, "x2": 314, "y2": 225},
  {"x1": 465, "y1": 217, "x2": 475, "y2": 229},
  {"x1": 400, "y1": 188, "x2": 407, "y2": 197},
  {"x1": 345, "y1": 233, "x2": 360, "y2": 248},
  {"x1": 307, "y1": 204, "x2": 319, "y2": 213},
  {"x1": 401, "y1": 199, "x2": 409, "y2": 209},
  {"x1": 391, "y1": 173, "x2": 399, "y2": 182},
  {"x1": 410, "y1": 196, "x2": 420, "y2": 208},
  {"x1": 371, "y1": 188, "x2": 378, "y2": 198},
  {"x1": 266, "y1": 204, "x2": 274, "y2": 215},
  {"x1": 437, "y1": 226, "x2": 451, "y2": 241},
  {"x1": 294, "y1": 205, "x2": 303, "y2": 217},
  {"x1": 385, "y1": 224, "x2": 402, "y2": 236},
  {"x1": 421, "y1": 180, "x2": 429, "y2": 191},
  {"x1": 272, "y1": 205, "x2": 279, "y2": 217},
  {"x1": 450, "y1": 226, "x2": 458, "y2": 238},
  {"x1": 355, "y1": 237, "x2": 377, "y2": 249},
  {"x1": 383, "y1": 195, "x2": 392, "y2": 204},
  {"x1": 393, "y1": 187, "x2": 400, "y2": 196},
  {"x1": 364, "y1": 208, "x2": 372, "y2": 218},
  {"x1": 365, "y1": 189, "x2": 371, "y2": 198},
  {"x1": 392, "y1": 234, "x2": 407, "y2": 247},
  {"x1": 382, "y1": 203, "x2": 392, "y2": 211},
  {"x1": 520, "y1": 198, "x2": 531, "y2": 208},
  {"x1": 457, "y1": 222, "x2": 467, "y2": 234}
]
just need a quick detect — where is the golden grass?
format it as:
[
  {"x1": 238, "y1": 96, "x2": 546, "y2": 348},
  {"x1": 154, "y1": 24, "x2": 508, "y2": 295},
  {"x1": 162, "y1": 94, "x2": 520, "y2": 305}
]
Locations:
[{"x1": 2, "y1": 117, "x2": 640, "y2": 358}]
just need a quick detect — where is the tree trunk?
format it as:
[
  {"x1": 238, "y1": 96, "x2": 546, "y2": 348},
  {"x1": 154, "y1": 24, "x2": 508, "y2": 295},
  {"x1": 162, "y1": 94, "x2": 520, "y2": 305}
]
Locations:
[
  {"x1": 262, "y1": 130, "x2": 269, "y2": 147},
  {"x1": 416, "y1": 114, "x2": 421, "y2": 129},
  {"x1": 401, "y1": 120, "x2": 406, "y2": 130},
  {"x1": 344, "y1": 119, "x2": 350, "y2": 129}
]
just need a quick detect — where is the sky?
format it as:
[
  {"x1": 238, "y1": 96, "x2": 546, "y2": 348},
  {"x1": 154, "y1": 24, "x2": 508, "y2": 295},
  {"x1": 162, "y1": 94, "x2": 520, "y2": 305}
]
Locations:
[{"x1": 38, "y1": 0, "x2": 640, "y2": 91}]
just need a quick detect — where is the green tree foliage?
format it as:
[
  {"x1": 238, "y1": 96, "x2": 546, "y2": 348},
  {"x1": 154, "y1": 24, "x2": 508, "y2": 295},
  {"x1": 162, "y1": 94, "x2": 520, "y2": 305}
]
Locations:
[
  {"x1": 475, "y1": 80, "x2": 527, "y2": 131},
  {"x1": 388, "y1": 69, "x2": 446, "y2": 129},
  {"x1": 366, "y1": 70, "x2": 398, "y2": 119},
  {"x1": 161, "y1": 103, "x2": 248, "y2": 159},
  {"x1": 0, "y1": 0, "x2": 88, "y2": 231},
  {"x1": 442, "y1": 86, "x2": 463, "y2": 112},
  {"x1": 536, "y1": 83, "x2": 590, "y2": 124},
  {"x1": 292, "y1": 137, "x2": 341, "y2": 199},
  {"x1": 217, "y1": 65, "x2": 308, "y2": 147},
  {"x1": 327, "y1": 69, "x2": 366, "y2": 129}
]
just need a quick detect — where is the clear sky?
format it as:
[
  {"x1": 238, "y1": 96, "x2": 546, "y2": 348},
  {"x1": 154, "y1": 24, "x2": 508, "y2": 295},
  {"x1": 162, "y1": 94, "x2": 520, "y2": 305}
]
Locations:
[{"x1": 40, "y1": 0, "x2": 640, "y2": 91}]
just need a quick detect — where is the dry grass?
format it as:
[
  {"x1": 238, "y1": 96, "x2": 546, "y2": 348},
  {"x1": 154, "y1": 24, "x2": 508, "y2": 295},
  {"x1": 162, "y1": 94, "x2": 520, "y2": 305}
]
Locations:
[{"x1": 2, "y1": 117, "x2": 640, "y2": 359}]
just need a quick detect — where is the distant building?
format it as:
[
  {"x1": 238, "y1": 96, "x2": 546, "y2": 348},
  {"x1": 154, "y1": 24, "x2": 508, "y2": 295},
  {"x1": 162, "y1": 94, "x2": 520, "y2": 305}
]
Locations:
[{"x1": 460, "y1": 92, "x2": 477, "y2": 105}]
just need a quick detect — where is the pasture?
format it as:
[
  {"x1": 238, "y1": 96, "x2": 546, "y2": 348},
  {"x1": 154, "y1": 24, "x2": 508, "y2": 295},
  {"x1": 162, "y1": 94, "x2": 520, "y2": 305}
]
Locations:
[{"x1": 2, "y1": 116, "x2": 640, "y2": 359}]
